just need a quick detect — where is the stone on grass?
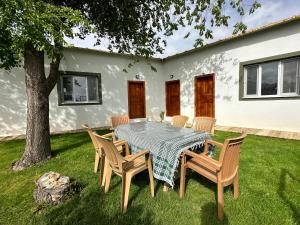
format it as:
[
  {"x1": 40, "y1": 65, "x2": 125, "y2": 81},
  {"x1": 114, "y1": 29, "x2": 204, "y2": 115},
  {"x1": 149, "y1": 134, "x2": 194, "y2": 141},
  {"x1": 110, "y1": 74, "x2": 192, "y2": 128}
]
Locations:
[{"x1": 33, "y1": 171, "x2": 81, "y2": 205}]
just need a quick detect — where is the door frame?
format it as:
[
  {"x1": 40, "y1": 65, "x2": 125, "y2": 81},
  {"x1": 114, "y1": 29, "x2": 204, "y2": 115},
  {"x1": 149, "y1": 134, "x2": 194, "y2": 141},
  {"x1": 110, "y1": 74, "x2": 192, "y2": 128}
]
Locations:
[
  {"x1": 127, "y1": 80, "x2": 146, "y2": 118},
  {"x1": 165, "y1": 79, "x2": 181, "y2": 116},
  {"x1": 194, "y1": 73, "x2": 215, "y2": 117}
]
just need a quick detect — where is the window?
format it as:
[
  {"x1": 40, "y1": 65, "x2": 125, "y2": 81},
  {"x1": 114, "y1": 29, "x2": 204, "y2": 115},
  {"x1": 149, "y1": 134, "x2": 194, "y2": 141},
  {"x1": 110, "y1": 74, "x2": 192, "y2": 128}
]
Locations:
[
  {"x1": 58, "y1": 72, "x2": 102, "y2": 105},
  {"x1": 261, "y1": 62, "x2": 278, "y2": 96},
  {"x1": 243, "y1": 57, "x2": 300, "y2": 98},
  {"x1": 245, "y1": 65, "x2": 258, "y2": 95},
  {"x1": 282, "y1": 59, "x2": 298, "y2": 94}
]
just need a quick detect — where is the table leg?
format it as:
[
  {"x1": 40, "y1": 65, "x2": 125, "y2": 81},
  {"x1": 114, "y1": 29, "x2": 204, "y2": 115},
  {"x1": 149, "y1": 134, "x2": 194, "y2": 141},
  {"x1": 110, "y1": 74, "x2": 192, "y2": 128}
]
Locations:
[{"x1": 163, "y1": 182, "x2": 170, "y2": 192}]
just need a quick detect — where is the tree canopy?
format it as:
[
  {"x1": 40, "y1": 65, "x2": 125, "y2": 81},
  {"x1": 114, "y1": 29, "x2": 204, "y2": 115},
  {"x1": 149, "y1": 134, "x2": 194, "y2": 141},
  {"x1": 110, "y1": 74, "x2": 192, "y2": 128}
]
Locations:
[
  {"x1": 0, "y1": 0, "x2": 91, "y2": 69},
  {"x1": 1, "y1": 0, "x2": 260, "y2": 70}
]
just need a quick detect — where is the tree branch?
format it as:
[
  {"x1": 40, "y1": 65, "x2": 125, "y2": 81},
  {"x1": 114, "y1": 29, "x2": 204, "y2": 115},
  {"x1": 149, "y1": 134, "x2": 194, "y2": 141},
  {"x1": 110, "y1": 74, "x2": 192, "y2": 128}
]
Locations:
[{"x1": 46, "y1": 54, "x2": 62, "y2": 96}]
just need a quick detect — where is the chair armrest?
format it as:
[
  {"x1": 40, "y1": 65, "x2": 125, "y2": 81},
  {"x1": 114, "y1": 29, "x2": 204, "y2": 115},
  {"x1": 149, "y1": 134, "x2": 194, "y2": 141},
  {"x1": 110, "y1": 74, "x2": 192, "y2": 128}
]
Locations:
[
  {"x1": 114, "y1": 139, "x2": 130, "y2": 155},
  {"x1": 125, "y1": 149, "x2": 150, "y2": 162},
  {"x1": 206, "y1": 139, "x2": 223, "y2": 148},
  {"x1": 183, "y1": 150, "x2": 222, "y2": 171},
  {"x1": 185, "y1": 123, "x2": 192, "y2": 128},
  {"x1": 81, "y1": 124, "x2": 89, "y2": 129},
  {"x1": 114, "y1": 139, "x2": 127, "y2": 146},
  {"x1": 101, "y1": 132, "x2": 114, "y2": 139},
  {"x1": 203, "y1": 139, "x2": 223, "y2": 154}
]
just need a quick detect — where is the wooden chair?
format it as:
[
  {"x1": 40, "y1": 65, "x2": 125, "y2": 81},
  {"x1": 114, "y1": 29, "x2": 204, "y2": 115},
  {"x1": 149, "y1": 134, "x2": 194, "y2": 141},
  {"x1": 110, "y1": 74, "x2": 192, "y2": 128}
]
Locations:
[
  {"x1": 192, "y1": 117, "x2": 216, "y2": 135},
  {"x1": 93, "y1": 133, "x2": 155, "y2": 213},
  {"x1": 111, "y1": 115, "x2": 130, "y2": 129},
  {"x1": 82, "y1": 124, "x2": 111, "y2": 173},
  {"x1": 81, "y1": 124, "x2": 129, "y2": 186},
  {"x1": 171, "y1": 115, "x2": 189, "y2": 128},
  {"x1": 179, "y1": 133, "x2": 247, "y2": 220}
]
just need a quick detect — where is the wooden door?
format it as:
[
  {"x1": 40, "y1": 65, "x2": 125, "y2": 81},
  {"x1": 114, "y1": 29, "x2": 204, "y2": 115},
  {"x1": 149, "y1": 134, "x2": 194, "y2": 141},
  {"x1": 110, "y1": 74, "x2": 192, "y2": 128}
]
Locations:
[
  {"x1": 165, "y1": 80, "x2": 180, "y2": 116},
  {"x1": 195, "y1": 74, "x2": 215, "y2": 117},
  {"x1": 128, "y1": 81, "x2": 146, "y2": 119}
]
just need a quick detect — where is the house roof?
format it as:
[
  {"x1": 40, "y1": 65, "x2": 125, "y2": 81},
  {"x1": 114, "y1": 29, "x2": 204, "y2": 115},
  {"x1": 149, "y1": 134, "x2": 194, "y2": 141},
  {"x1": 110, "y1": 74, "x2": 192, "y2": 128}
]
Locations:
[
  {"x1": 69, "y1": 14, "x2": 300, "y2": 62},
  {"x1": 163, "y1": 14, "x2": 300, "y2": 61},
  {"x1": 67, "y1": 46, "x2": 162, "y2": 62}
]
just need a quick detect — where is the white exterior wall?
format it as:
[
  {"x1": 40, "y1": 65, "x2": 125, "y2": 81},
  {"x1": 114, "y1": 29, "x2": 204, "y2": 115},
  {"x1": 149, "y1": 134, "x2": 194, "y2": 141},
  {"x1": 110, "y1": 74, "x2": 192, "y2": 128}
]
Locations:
[
  {"x1": 162, "y1": 22, "x2": 300, "y2": 132},
  {"x1": 1, "y1": 21, "x2": 300, "y2": 136},
  {"x1": 0, "y1": 49, "x2": 165, "y2": 136}
]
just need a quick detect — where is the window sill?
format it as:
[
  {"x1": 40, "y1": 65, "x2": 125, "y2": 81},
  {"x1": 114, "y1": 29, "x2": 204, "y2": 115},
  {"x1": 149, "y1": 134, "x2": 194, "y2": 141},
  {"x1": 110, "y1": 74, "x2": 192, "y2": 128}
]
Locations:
[
  {"x1": 58, "y1": 102, "x2": 102, "y2": 106},
  {"x1": 240, "y1": 95, "x2": 300, "y2": 101}
]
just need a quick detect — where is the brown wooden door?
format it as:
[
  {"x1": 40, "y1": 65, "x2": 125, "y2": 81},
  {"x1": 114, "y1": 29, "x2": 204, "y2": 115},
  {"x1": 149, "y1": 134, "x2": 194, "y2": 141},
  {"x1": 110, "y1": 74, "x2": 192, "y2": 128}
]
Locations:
[
  {"x1": 165, "y1": 80, "x2": 180, "y2": 116},
  {"x1": 195, "y1": 74, "x2": 215, "y2": 117},
  {"x1": 128, "y1": 81, "x2": 146, "y2": 119}
]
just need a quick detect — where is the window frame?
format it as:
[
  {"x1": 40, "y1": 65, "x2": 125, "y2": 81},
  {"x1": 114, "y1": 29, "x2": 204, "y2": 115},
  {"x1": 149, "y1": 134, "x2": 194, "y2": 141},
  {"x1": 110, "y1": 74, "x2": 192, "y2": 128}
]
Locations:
[
  {"x1": 280, "y1": 58, "x2": 300, "y2": 96},
  {"x1": 243, "y1": 65, "x2": 259, "y2": 97},
  {"x1": 57, "y1": 71, "x2": 102, "y2": 106},
  {"x1": 240, "y1": 52, "x2": 300, "y2": 100}
]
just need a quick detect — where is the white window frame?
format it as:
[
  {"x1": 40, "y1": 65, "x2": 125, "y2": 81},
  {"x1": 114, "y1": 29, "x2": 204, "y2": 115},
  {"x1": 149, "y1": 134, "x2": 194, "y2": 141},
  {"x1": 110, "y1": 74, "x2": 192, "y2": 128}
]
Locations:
[
  {"x1": 243, "y1": 58, "x2": 300, "y2": 98},
  {"x1": 280, "y1": 58, "x2": 300, "y2": 96},
  {"x1": 244, "y1": 65, "x2": 259, "y2": 97},
  {"x1": 61, "y1": 75, "x2": 99, "y2": 104}
]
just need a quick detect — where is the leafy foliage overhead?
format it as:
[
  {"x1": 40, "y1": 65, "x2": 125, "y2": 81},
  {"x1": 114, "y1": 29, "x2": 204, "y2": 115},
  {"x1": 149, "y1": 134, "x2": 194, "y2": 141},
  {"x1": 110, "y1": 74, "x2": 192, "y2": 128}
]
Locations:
[
  {"x1": 0, "y1": 0, "x2": 91, "y2": 69},
  {"x1": 0, "y1": 0, "x2": 261, "y2": 69}
]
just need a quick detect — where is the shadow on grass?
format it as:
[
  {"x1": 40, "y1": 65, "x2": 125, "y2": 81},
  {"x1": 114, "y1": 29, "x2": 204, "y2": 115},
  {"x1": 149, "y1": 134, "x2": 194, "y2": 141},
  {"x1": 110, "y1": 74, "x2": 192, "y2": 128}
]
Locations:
[
  {"x1": 278, "y1": 169, "x2": 300, "y2": 225},
  {"x1": 51, "y1": 129, "x2": 111, "y2": 157},
  {"x1": 51, "y1": 135, "x2": 91, "y2": 157},
  {"x1": 40, "y1": 195, "x2": 156, "y2": 225},
  {"x1": 201, "y1": 202, "x2": 229, "y2": 225},
  {"x1": 178, "y1": 171, "x2": 231, "y2": 224},
  {"x1": 33, "y1": 171, "x2": 157, "y2": 225}
]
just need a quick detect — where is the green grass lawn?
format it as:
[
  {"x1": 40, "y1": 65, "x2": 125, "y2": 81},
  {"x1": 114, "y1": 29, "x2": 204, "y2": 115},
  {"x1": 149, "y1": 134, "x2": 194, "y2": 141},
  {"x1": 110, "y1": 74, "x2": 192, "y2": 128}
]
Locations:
[{"x1": 0, "y1": 130, "x2": 299, "y2": 225}]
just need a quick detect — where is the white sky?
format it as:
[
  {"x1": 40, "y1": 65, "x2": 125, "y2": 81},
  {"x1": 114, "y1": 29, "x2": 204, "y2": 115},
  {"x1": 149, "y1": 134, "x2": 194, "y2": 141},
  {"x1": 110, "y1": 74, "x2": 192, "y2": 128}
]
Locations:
[{"x1": 66, "y1": 0, "x2": 300, "y2": 58}]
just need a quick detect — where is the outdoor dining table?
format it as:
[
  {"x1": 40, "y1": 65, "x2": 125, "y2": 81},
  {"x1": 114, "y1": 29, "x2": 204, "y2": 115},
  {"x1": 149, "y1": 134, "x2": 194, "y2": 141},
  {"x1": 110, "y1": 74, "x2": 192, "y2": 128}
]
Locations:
[{"x1": 115, "y1": 121, "x2": 210, "y2": 189}]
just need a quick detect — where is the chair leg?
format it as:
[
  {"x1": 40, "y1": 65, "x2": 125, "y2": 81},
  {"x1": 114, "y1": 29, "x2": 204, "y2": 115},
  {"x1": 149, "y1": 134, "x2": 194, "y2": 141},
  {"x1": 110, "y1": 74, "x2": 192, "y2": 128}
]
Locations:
[
  {"x1": 121, "y1": 173, "x2": 132, "y2": 213},
  {"x1": 101, "y1": 158, "x2": 109, "y2": 187},
  {"x1": 94, "y1": 152, "x2": 100, "y2": 173},
  {"x1": 98, "y1": 155, "x2": 105, "y2": 187},
  {"x1": 217, "y1": 182, "x2": 224, "y2": 220},
  {"x1": 233, "y1": 172, "x2": 239, "y2": 199},
  {"x1": 121, "y1": 174, "x2": 125, "y2": 213},
  {"x1": 179, "y1": 165, "x2": 186, "y2": 199},
  {"x1": 147, "y1": 158, "x2": 155, "y2": 197},
  {"x1": 104, "y1": 166, "x2": 112, "y2": 193}
]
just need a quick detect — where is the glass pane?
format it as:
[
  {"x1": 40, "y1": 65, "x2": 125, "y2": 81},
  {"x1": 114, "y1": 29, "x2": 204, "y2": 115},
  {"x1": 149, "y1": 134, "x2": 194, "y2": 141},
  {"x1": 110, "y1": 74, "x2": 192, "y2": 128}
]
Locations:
[
  {"x1": 87, "y1": 76, "x2": 98, "y2": 101},
  {"x1": 74, "y1": 76, "x2": 87, "y2": 102},
  {"x1": 261, "y1": 62, "x2": 278, "y2": 95},
  {"x1": 246, "y1": 66, "x2": 258, "y2": 95},
  {"x1": 282, "y1": 60, "x2": 297, "y2": 93},
  {"x1": 62, "y1": 76, "x2": 73, "y2": 101}
]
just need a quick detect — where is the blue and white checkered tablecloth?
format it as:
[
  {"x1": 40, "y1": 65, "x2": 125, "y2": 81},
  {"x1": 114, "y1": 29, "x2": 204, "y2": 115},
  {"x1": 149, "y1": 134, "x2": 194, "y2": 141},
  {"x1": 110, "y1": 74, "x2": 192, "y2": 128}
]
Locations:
[{"x1": 115, "y1": 121, "x2": 210, "y2": 187}]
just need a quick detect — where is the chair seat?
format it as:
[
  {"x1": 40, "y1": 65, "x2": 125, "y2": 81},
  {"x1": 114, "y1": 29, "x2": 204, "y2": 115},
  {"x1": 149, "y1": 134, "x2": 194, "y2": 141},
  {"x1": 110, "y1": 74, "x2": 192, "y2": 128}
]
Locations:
[{"x1": 187, "y1": 158, "x2": 217, "y2": 182}]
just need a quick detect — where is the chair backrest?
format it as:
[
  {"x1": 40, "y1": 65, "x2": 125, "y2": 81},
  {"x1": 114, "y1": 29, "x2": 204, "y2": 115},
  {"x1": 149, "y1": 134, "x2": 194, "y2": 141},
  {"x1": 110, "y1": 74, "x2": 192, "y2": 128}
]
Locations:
[
  {"x1": 172, "y1": 115, "x2": 189, "y2": 128},
  {"x1": 82, "y1": 124, "x2": 98, "y2": 152},
  {"x1": 219, "y1": 133, "x2": 247, "y2": 180},
  {"x1": 192, "y1": 117, "x2": 216, "y2": 134},
  {"x1": 93, "y1": 132, "x2": 124, "y2": 174},
  {"x1": 111, "y1": 115, "x2": 130, "y2": 129}
]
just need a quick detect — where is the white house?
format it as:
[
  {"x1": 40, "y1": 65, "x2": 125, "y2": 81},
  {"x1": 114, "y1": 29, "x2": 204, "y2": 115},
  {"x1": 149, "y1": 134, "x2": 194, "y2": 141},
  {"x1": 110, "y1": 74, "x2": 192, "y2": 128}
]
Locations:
[{"x1": 1, "y1": 16, "x2": 300, "y2": 137}]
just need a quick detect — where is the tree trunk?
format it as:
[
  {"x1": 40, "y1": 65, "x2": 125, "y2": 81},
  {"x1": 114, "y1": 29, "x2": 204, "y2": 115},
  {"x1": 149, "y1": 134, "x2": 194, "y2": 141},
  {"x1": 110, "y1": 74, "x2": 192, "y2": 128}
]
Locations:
[{"x1": 12, "y1": 43, "x2": 51, "y2": 170}]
